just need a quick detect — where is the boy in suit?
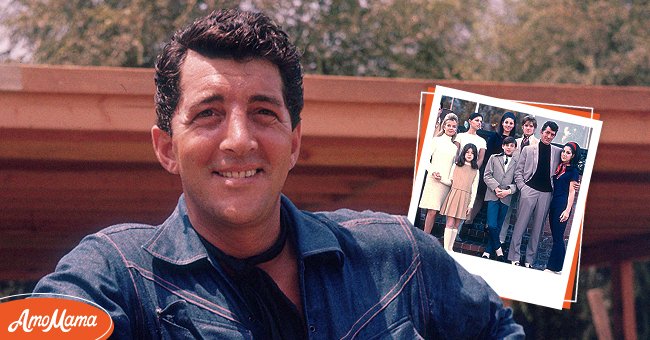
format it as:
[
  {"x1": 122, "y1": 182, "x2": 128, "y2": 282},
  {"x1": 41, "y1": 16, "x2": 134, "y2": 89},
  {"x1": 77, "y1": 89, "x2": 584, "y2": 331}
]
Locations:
[{"x1": 482, "y1": 136, "x2": 518, "y2": 261}]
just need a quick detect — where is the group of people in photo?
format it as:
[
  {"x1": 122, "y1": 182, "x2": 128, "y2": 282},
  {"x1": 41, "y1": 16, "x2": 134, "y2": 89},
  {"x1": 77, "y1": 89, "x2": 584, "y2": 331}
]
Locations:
[{"x1": 419, "y1": 107, "x2": 582, "y2": 274}]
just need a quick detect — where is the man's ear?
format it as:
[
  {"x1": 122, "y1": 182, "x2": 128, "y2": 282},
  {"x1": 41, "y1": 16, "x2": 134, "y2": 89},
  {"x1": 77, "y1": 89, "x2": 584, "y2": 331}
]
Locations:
[
  {"x1": 289, "y1": 123, "x2": 302, "y2": 169},
  {"x1": 151, "y1": 126, "x2": 179, "y2": 174}
]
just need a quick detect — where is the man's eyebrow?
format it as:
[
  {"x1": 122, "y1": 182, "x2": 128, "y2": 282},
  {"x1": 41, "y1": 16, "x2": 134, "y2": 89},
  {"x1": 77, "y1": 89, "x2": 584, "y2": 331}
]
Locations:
[
  {"x1": 190, "y1": 94, "x2": 224, "y2": 110},
  {"x1": 249, "y1": 94, "x2": 283, "y2": 107}
]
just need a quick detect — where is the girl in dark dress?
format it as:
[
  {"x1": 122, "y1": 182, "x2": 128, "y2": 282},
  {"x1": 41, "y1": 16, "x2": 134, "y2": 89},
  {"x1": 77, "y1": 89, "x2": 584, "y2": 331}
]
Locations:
[
  {"x1": 483, "y1": 111, "x2": 518, "y2": 161},
  {"x1": 497, "y1": 111, "x2": 517, "y2": 142},
  {"x1": 545, "y1": 142, "x2": 580, "y2": 274}
]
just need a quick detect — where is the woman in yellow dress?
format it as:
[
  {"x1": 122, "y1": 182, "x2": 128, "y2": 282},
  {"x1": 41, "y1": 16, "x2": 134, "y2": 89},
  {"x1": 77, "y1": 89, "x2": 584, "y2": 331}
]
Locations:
[{"x1": 419, "y1": 113, "x2": 460, "y2": 235}]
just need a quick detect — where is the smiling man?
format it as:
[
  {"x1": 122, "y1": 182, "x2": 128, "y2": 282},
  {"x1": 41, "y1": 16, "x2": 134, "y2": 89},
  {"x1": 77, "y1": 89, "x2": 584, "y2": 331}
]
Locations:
[
  {"x1": 34, "y1": 9, "x2": 523, "y2": 339},
  {"x1": 153, "y1": 54, "x2": 301, "y2": 259},
  {"x1": 508, "y1": 121, "x2": 562, "y2": 268}
]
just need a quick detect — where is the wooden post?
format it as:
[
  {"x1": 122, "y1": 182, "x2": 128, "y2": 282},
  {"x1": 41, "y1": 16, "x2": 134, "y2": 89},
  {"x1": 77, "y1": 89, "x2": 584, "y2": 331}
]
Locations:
[
  {"x1": 610, "y1": 261, "x2": 638, "y2": 340},
  {"x1": 586, "y1": 288, "x2": 613, "y2": 340}
]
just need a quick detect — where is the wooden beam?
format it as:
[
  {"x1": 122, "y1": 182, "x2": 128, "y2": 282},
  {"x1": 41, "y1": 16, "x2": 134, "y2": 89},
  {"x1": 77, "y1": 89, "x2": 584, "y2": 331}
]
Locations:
[
  {"x1": 609, "y1": 261, "x2": 639, "y2": 340},
  {"x1": 4, "y1": 64, "x2": 650, "y2": 112},
  {"x1": 582, "y1": 234, "x2": 650, "y2": 266},
  {"x1": 3, "y1": 64, "x2": 650, "y2": 145},
  {"x1": 0, "y1": 64, "x2": 154, "y2": 95},
  {"x1": 587, "y1": 288, "x2": 614, "y2": 340}
]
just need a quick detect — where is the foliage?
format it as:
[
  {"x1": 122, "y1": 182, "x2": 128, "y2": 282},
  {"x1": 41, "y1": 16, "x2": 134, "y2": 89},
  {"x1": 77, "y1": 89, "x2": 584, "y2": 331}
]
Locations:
[
  {"x1": 2, "y1": 0, "x2": 647, "y2": 86},
  {"x1": 511, "y1": 265, "x2": 610, "y2": 340},
  {"x1": 1, "y1": 0, "x2": 239, "y2": 67},
  {"x1": 512, "y1": 260, "x2": 650, "y2": 339},
  {"x1": 251, "y1": 0, "x2": 484, "y2": 78},
  {"x1": 465, "y1": 0, "x2": 650, "y2": 86},
  {"x1": 1, "y1": 0, "x2": 485, "y2": 77},
  {"x1": 634, "y1": 260, "x2": 650, "y2": 340}
]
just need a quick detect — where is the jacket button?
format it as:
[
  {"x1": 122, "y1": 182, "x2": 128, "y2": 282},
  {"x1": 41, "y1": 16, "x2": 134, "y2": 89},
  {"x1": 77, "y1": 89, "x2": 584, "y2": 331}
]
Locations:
[{"x1": 309, "y1": 325, "x2": 316, "y2": 332}]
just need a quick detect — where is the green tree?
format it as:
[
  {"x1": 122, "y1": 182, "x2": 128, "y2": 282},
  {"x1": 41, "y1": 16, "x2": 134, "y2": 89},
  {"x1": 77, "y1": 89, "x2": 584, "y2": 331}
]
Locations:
[
  {"x1": 1, "y1": 0, "x2": 239, "y2": 67},
  {"x1": 511, "y1": 266, "x2": 611, "y2": 339},
  {"x1": 634, "y1": 261, "x2": 650, "y2": 340},
  {"x1": 464, "y1": 0, "x2": 650, "y2": 86},
  {"x1": 244, "y1": 0, "x2": 485, "y2": 78},
  {"x1": 4, "y1": 0, "x2": 647, "y2": 86},
  {"x1": 2, "y1": 0, "x2": 485, "y2": 78}
]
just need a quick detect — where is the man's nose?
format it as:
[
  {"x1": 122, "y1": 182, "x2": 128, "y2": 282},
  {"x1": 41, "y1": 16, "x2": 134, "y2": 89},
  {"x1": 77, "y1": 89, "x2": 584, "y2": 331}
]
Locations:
[{"x1": 220, "y1": 112, "x2": 258, "y2": 155}]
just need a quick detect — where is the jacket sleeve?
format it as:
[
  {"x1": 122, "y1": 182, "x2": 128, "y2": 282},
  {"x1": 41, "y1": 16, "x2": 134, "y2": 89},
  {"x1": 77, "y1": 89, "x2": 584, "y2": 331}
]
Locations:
[
  {"x1": 483, "y1": 156, "x2": 500, "y2": 192},
  {"x1": 413, "y1": 225, "x2": 525, "y2": 339},
  {"x1": 507, "y1": 156, "x2": 520, "y2": 194},
  {"x1": 427, "y1": 139, "x2": 438, "y2": 173},
  {"x1": 514, "y1": 148, "x2": 528, "y2": 190},
  {"x1": 552, "y1": 145, "x2": 563, "y2": 170},
  {"x1": 32, "y1": 233, "x2": 137, "y2": 339},
  {"x1": 441, "y1": 164, "x2": 455, "y2": 187}
]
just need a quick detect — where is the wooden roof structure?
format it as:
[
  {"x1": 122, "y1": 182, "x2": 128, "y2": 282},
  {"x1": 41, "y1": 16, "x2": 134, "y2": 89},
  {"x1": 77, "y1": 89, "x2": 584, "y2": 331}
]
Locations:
[{"x1": 1, "y1": 64, "x2": 649, "y2": 338}]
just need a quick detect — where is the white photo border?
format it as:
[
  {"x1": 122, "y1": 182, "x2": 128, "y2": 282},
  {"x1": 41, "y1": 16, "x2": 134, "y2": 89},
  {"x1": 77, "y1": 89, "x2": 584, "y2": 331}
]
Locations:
[{"x1": 408, "y1": 86, "x2": 602, "y2": 310}]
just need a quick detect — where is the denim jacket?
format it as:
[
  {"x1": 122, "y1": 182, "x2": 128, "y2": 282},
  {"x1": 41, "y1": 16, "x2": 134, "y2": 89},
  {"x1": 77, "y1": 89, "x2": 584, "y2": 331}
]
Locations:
[{"x1": 34, "y1": 195, "x2": 524, "y2": 339}]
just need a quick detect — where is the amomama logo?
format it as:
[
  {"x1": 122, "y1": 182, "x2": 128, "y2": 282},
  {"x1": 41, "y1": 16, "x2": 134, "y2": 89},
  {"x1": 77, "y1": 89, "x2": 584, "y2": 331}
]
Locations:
[{"x1": 0, "y1": 294, "x2": 113, "y2": 339}]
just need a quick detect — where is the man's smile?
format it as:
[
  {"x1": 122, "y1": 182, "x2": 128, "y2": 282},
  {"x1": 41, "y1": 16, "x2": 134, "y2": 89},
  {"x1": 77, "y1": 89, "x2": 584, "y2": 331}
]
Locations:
[{"x1": 214, "y1": 169, "x2": 261, "y2": 178}]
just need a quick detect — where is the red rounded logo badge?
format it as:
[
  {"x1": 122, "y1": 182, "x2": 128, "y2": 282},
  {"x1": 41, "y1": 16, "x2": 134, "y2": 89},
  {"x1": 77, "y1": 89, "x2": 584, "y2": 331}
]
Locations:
[{"x1": 0, "y1": 294, "x2": 113, "y2": 339}]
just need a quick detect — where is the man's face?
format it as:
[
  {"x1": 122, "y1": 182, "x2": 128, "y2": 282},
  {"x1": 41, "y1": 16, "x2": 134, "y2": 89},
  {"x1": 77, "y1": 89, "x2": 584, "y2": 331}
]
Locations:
[
  {"x1": 540, "y1": 126, "x2": 557, "y2": 145},
  {"x1": 502, "y1": 142, "x2": 516, "y2": 156},
  {"x1": 522, "y1": 121, "x2": 535, "y2": 137},
  {"x1": 152, "y1": 51, "x2": 301, "y2": 231},
  {"x1": 468, "y1": 116, "x2": 482, "y2": 132}
]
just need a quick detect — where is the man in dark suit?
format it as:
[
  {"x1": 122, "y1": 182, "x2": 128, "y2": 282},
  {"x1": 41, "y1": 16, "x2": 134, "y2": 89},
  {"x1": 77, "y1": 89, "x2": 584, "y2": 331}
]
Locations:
[{"x1": 508, "y1": 121, "x2": 562, "y2": 267}]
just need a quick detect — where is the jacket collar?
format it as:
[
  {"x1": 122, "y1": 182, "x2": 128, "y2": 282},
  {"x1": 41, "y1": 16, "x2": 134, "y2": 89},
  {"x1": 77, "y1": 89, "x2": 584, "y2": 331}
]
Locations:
[
  {"x1": 142, "y1": 195, "x2": 209, "y2": 265},
  {"x1": 280, "y1": 195, "x2": 344, "y2": 265},
  {"x1": 143, "y1": 194, "x2": 344, "y2": 266}
]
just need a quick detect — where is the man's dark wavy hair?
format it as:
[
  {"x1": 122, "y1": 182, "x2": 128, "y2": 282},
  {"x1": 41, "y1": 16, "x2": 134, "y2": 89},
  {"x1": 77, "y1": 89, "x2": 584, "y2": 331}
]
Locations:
[
  {"x1": 154, "y1": 9, "x2": 303, "y2": 134},
  {"x1": 541, "y1": 120, "x2": 559, "y2": 133}
]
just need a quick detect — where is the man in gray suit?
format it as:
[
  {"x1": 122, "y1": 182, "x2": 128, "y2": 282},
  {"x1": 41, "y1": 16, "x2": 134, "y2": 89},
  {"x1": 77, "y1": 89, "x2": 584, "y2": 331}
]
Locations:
[
  {"x1": 482, "y1": 136, "x2": 519, "y2": 261},
  {"x1": 508, "y1": 121, "x2": 562, "y2": 267}
]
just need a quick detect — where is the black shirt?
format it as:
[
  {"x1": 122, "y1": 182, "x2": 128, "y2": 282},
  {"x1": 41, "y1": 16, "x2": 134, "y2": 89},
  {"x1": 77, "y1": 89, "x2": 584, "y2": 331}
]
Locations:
[
  {"x1": 199, "y1": 207, "x2": 307, "y2": 339},
  {"x1": 526, "y1": 142, "x2": 553, "y2": 192}
]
